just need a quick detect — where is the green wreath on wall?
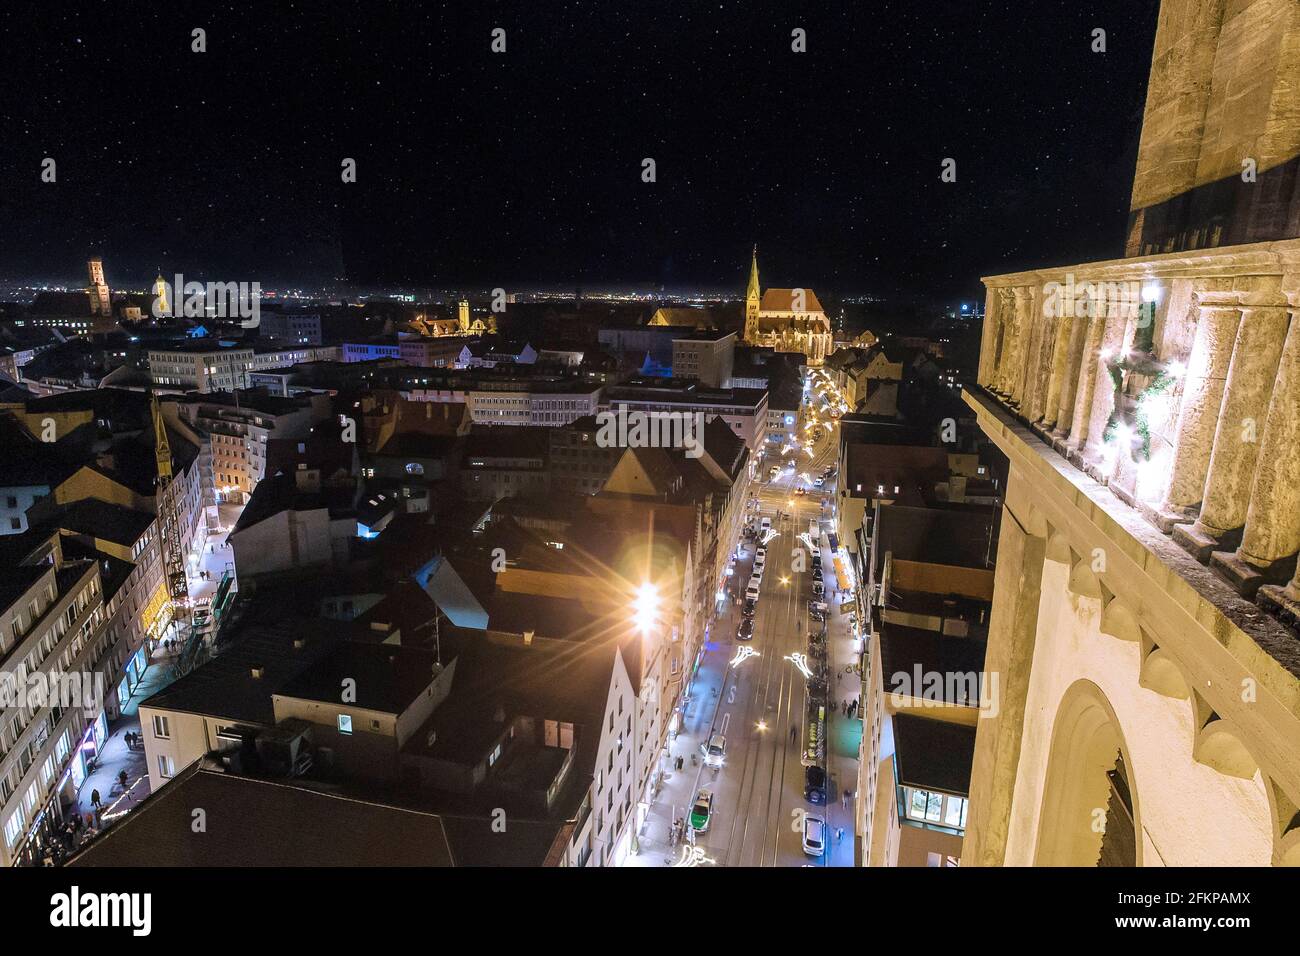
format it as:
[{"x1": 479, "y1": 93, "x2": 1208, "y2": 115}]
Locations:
[{"x1": 1100, "y1": 303, "x2": 1173, "y2": 463}]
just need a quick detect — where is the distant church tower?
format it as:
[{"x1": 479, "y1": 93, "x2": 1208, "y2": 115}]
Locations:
[
  {"x1": 744, "y1": 246, "x2": 761, "y2": 342},
  {"x1": 87, "y1": 258, "x2": 111, "y2": 317},
  {"x1": 458, "y1": 300, "x2": 470, "y2": 332},
  {"x1": 153, "y1": 272, "x2": 171, "y2": 317}
]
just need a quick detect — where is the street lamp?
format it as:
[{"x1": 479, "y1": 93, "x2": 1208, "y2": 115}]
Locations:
[{"x1": 633, "y1": 583, "x2": 659, "y2": 634}]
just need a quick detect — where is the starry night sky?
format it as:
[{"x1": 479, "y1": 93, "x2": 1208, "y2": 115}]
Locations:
[{"x1": 0, "y1": 0, "x2": 1159, "y2": 302}]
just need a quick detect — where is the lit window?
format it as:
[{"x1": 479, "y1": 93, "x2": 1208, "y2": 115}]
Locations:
[{"x1": 338, "y1": 714, "x2": 353, "y2": 734}]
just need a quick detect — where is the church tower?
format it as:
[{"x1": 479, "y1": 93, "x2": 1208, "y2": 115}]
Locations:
[
  {"x1": 153, "y1": 272, "x2": 171, "y2": 317},
  {"x1": 744, "y1": 246, "x2": 761, "y2": 342},
  {"x1": 87, "y1": 258, "x2": 111, "y2": 317}
]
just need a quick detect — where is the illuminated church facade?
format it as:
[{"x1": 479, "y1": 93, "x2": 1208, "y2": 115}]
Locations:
[{"x1": 742, "y1": 249, "x2": 833, "y2": 365}]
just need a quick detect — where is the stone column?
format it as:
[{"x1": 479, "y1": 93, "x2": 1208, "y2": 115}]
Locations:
[
  {"x1": 1082, "y1": 297, "x2": 1130, "y2": 464},
  {"x1": 961, "y1": 482, "x2": 1045, "y2": 867},
  {"x1": 1025, "y1": 288, "x2": 1056, "y2": 423},
  {"x1": 1067, "y1": 299, "x2": 1108, "y2": 451},
  {"x1": 1009, "y1": 288, "x2": 1032, "y2": 409},
  {"x1": 1162, "y1": 289, "x2": 1241, "y2": 516},
  {"x1": 1232, "y1": 302, "x2": 1300, "y2": 571},
  {"x1": 1042, "y1": 309, "x2": 1075, "y2": 429},
  {"x1": 1053, "y1": 310, "x2": 1088, "y2": 438},
  {"x1": 978, "y1": 286, "x2": 1000, "y2": 388},
  {"x1": 1177, "y1": 291, "x2": 1289, "y2": 558},
  {"x1": 993, "y1": 291, "x2": 1013, "y2": 395}
]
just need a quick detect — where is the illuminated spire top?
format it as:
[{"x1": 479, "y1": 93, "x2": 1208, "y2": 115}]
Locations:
[
  {"x1": 746, "y1": 245, "x2": 760, "y2": 302},
  {"x1": 151, "y1": 392, "x2": 173, "y2": 482}
]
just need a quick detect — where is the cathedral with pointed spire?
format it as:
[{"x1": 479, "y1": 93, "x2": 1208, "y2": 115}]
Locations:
[{"x1": 742, "y1": 247, "x2": 832, "y2": 365}]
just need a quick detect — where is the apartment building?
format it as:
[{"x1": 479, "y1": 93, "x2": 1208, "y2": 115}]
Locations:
[
  {"x1": 148, "y1": 343, "x2": 254, "y2": 392},
  {"x1": 257, "y1": 311, "x2": 322, "y2": 346},
  {"x1": 672, "y1": 330, "x2": 736, "y2": 387},
  {"x1": 0, "y1": 540, "x2": 109, "y2": 867},
  {"x1": 602, "y1": 378, "x2": 770, "y2": 451},
  {"x1": 166, "y1": 389, "x2": 333, "y2": 506}
]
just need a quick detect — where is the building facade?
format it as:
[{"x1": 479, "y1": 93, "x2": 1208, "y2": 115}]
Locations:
[{"x1": 742, "y1": 249, "x2": 833, "y2": 365}]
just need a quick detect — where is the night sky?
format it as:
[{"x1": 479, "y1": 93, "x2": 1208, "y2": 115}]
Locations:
[{"x1": 0, "y1": 1, "x2": 1159, "y2": 302}]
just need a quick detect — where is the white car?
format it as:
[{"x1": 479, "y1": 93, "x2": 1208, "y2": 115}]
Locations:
[
  {"x1": 802, "y1": 812, "x2": 826, "y2": 857},
  {"x1": 753, "y1": 552, "x2": 766, "y2": 573},
  {"x1": 745, "y1": 579, "x2": 761, "y2": 602},
  {"x1": 760, "y1": 516, "x2": 772, "y2": 534},
  {"x1": 703, "y1": 734, "x2": 726, "y2": 768}
]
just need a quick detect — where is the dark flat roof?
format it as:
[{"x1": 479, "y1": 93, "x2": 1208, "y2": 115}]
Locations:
[
  {"x1": 142, "y1": 619, "x2": 350, "y2": 725},
  {"x1": 878, "y1": 623, "x2": 988, "y2": 705},
  {"x1": 875, "y1": 503, "x2": 994, "y2": 571},
  {"x1": 892, "y1": 713, "x2": 976, "y2": 797},
  {"x1": 277, "y1": 642, "x2": 440, "y2": 714},
  {"x1": 69, "y1": 764, "x2": 455, "y2": 867}
]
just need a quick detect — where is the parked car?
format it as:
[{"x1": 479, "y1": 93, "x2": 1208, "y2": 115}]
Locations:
[
  {"x1": 743, "y1": 597, "x2": 758, "y2": 617},
  {"x1": 690, "y1": 788, "x2": 714, "y2": 831},
  {"x1": 811, "y1": 579, "x2": 825, "y2": 596},
  {"x1": 737, "y1": 617, "x2": 754, "y2": 641},
  {"x1": 802, "y1": 812, "x2": 827, "y2": 857},
  {"x1": 760, "y1": 516, "x2": 772, "y2": 534},
  {"x1": 804, "y1": 766, "x2": 827, "y2": 805},
  {"x1": 703, "y1": 734, "x2": 726, "y2": 769}
]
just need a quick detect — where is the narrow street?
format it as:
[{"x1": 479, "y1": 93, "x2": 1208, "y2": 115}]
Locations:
[{"x1": 633, "y1": 379, "x2": 862, "y2": 867}]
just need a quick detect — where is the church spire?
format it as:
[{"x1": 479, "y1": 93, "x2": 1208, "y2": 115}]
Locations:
[{"x1": 744, "y1": 245, "x2": 761, "y2": 342}]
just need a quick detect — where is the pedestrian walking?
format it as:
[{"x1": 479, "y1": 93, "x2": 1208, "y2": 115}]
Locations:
[
  {"x1": 90, "y1": 789, "x2": 101, "y2": 810},
  {"x1": 842, "y1": 792, "x2": 848, "y2": 810},
  {"x1": 118, "y1": 769, "x2": 128, "y2": 792}
]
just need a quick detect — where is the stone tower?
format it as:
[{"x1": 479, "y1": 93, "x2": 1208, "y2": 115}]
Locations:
[
  {"x1": 458, "y1": 300, "x2": 470, "y2": 332},
  {"x1": 744, "y1": 246, "x2": 761, "y2": 342},
  {"x1": 152, "y1": 272, "x2": 171, "y2": 317},
  {"x1": 87, "y1": 258, "x2": 111, "y2": 317}
]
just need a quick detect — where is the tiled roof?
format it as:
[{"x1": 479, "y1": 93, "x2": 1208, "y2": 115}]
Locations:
[{"x1": 760, "y1": 288, "x2": 825, "y2": 314}]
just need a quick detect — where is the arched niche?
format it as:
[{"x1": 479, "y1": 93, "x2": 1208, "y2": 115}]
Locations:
[{"x1": 1034, "y1": 679, "x2": 1141, "y2": 866}]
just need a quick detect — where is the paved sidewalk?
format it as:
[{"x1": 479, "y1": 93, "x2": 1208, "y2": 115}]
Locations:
[
  {"x1": 75, "y1": 716, "x2": 150, "y2": 827},
  {"x1": 824, "y1": 578, "x2": 863, "y2": 866},
  {"x1": 626, "y1": 619, "x2": 733, "y2": 867}
]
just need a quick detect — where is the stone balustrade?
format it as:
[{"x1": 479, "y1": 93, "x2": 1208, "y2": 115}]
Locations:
[{"x1": 976, "y1": 237, "x2": 1300, "y2": 622}]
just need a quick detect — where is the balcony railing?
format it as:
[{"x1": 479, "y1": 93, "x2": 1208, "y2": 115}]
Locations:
[{"x1": 976, "y1": 237, "x2": 1300, "y2": 616}]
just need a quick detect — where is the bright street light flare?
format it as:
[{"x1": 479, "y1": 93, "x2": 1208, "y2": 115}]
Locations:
[{"x1": 633, "y1": 583, "x2": 659, "y2": 633}]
